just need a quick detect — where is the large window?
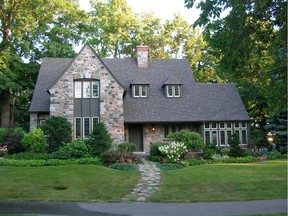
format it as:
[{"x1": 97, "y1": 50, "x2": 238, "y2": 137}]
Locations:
[
  {"x1": 132, "y1": 85, "x2": 148, "y2": 98},
  {"x1": 164, "y1": 124, "x2": 184, "y2": 138},
  {"x1": 166, "y1": 85, "x2": 181, "y2": 97},
  {"x1": 75, "y1": 117, "x2": 99, "y2": 138},
  {"x1": 74, "y1": 80, "x2": 99, "y2": 98},
  {"x1": 204, "y1": 122, "x2": 248, "y2": 146}
]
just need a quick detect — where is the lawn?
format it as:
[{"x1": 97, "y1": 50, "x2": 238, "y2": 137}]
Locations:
[
  {"x1": 148, "y1": 160, "x2": 287, "y2": 202},
  {"x1": 0, "y1": 165, "x2": 140, "y2": 202}
]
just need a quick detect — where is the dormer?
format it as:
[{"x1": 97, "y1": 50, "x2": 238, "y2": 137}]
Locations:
[
  {"x1": 130, "y1": 76, "x2": 150, "y2": 98},
  {"x1": 163, "y1": 76, "x2": 183, "y2": 98}
]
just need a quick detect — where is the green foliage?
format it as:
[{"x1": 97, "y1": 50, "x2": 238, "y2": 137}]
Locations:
[
  {"x1": 158, "y1": 142, "x2": 188, "y2": 163},
  {"x1": 267, "y1": 150, "x2": 287, "y2": 160},
  {"x1": 21, "y1": 128, "x2": 46, "y2": 153},
  {"x1": 100, "y1": 150, "x2": 121, "y2": 165},
  {"x1": 182, "y1": 159, "x2": 207, "y2": 167},
  {"x1": 51, "y1": 139, "x2": 90, "y2": 159},
  {"x1": 118, "y1": 142, "x2": 137, "y2": 154},
  {"x1": 149, "y1": 143, "x2": 164, "y2": 157},
  {"x1": 167, "y1": 130, "x2": 205, "y2": 151},
  {"x1": 40, "y1": 116, "x2": 72, "y2": 153},
  {"x1": 0, "y1": 157, "x2": 101, "y2": 167},
  {"x1": 157, "y1": 163, "x2": 184, "y2": 170},
  {"x1": 5, "y1": 152, "x2": 50, "y2": 160},
  {"x1": 2, "y1": 128, "x2": 26, "y2": 154},
  {"x1": 109, "y1": 163, "x2": 137, "y2": 171},
  {"x1": 149, "y1": 156, "x2": 163, "y2": 162},
  {"x1": 203, "y1": 148, "x2": 217, "y2": 160},
  {"x1": 85, "y1": 122, "x2": 113, "y2": 156},
  {"x1": 228, "y1": 134, "x2": 247, "y2": 158}
]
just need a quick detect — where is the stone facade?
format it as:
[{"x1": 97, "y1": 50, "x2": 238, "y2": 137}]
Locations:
[{"x1": 49, "y1": 44, "x2": 125, "y2": 144}]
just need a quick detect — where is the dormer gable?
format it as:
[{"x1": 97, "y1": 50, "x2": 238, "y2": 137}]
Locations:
[{"x1": 163, "y1": 76, "x2": 183, "y2": 98}]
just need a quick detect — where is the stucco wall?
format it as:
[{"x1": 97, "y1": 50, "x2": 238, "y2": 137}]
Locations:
[{"x1": 49, "y1": 45, "x2": 125, "y2": 144}]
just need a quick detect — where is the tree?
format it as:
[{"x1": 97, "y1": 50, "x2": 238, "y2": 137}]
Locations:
[
  {"x1": 85, "y1": 122, "x2": 113, "y2": 156},
  {"x1": 185, "y1": 0, "x2": 287, "y2": 124},
  {"x1": 0, "y1": 0, "x2": 86, "y2": 127}
]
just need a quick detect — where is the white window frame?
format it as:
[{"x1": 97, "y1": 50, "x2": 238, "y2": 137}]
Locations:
[
  {"x1": 83, "y1": 117, "x2": 90, "y2": 138},
  {"x1": 83, "y1": 81, "x2": 91, "y2": 98},
  {"x1": 74, "y1": 81, "x2": 82, "y2": 98},
  {"x1": 219, "y1": 130, "x2": 226, "y2": 146},
  {"x1": 92, "y1": 117, "x2": 99, "y2": 132},
  {"x1": 166, "y1": 85, "x2": 181, "y2": 98},
  {"x1": 92, "y1": 81, "x2": 99, "y2": 98},
  {"x1": 75, "y1": 117, "x2": 82, "y2": 138},
  {"x1": 133, "y1": 85, "x2": 148, "y2": 98}
]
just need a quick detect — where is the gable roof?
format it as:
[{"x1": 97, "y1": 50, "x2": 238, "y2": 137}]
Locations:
[{"x1": 29, "y1": 53, "x2": 250, "y2": 122}]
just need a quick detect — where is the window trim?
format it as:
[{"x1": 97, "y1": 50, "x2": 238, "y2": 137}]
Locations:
[
  {"x1": 74, "y1": 80, "x2": 100, "y2": 99},
  {"x1": 166, "y1": 85, "x2": 181, "y2": 98},
  {"x1": 92, "y1": 81, "x2": 100, "y2": 98},
  {"x1": 132, "y1": 85, "x2": 148, "y2": 98}
]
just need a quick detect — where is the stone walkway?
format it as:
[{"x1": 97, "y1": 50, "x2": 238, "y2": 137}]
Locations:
[{"x1": 122, "y1": 160, "x2": 161, "y2": 203}]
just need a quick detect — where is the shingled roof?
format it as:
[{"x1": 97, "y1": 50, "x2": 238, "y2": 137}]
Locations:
[{"x1": 29, "y1": 56, "x2": 251, "y2": 122}]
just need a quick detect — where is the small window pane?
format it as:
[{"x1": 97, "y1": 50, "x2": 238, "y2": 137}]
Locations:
[
  {"x1": 75, "y1": 118, "x2": 81, "y2": 138},
  {"x1": 174, "y1": 85, "x2": 180, "y2": 97},
  {"x1": 220, "y1": 131, "x2": 226, "y2": 146},
  {"x1": 167, "y1": 86, "x2": 173, "y2": 97},
  {"x1": 242, "y1": 130, "x2": 247, "y2": 144},
  {"x1": 92, "y1": 117, "x2": 99, "y2": 132},
  {"x1": 204, "y1": 123, "x2": 210, "y2": 129},
  {"x1": 134, "y1": 85, "x2": 140, "y2": 97},
  {"x1": 220, "y1": 122, "x2": 225, "y2": 129},
  {"x1": 227, "y1": 131, "x2": 232, "y2": 145},
  {"x1": 227, "y1": 122, "x2": 232, "y2": 128},
  {"x1": 141, "y1": 85, "x2": 147, "y2": 97},
  {"x1": 164, "y1": 125, "x2": 169, "y2": 138},
  {"x1": 74, "y1": 82, "x2": 82, "y2": 98},
  {"x1": 92, "y1": 81, "x2": 99, "y2": 98},
  {"x1": 241, "y1": 122, "x2": 246, "y2": 128},
  {"x1": 83, "y1": 82, "x2": 91, "y2": 98},
  {"x1": 212, "y1": 123, "x2": 217, "y2": 129},
  {"x1": 234, "y1": 122, "x2": 240, "y2": 128},
  {"x1": 205, "y1": 131, "x2": 210, "y2": 144},
  {"x1": 84, "y1": 118, "x2": 90, "y2": 137}
]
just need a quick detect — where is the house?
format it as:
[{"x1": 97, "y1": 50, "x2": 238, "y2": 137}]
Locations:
[{"x1": 29, "y1": 44, "x2": 251, "y2": 152}]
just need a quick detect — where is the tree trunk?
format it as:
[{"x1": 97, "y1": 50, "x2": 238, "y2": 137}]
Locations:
[{"x1": 0, "y1": 92, "x2": 11, "y2": 128}]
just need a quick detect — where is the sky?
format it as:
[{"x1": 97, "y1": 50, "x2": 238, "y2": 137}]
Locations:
[{"x1": 78, "y1": 0, "x2": 200, "y2": 25}]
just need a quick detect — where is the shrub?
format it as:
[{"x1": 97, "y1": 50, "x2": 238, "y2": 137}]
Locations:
[
  {"x1": 51, "y1": 139, "x2": 90, "y2": 159},
  {"x1": 228, "y1": 134, "x2": 247, "y2": 158},
  {"x1": 118, "y1": 142, "x2": 137, "y2": 154},
  {"x1": 267, "y1": 150, "x2": 284, "y2": 160},
  {"x1": 5, "y1": 152, "x2": 50, "y2": 160},
  {"x1": 203, "y1": 148, "x2": 217, "y2": 159},
  {"x1": 158, "y1": 142, "x2": 188, "y2": 163},
  {"x1": 167, "y1": 130, "x2": 205, "y2": 151},
  {"x1": 101, "y1": 150, "x2": 121, "y2": 165},
  {"x1": 2, "y1": 128, "x2": 26, "y2": 154},
  {"x1": 109, "y1": 163, "x2": 137, "y2": 171},
  {"x1": 21, "y1": 128, "x2": 46, "y2": 153},
  {"x1": 157, "y1": 163, "x2": 184, "y2": 170},
  {"x1": 85, "y1": 122, "x2": 113, "y2": 156},
  {"x1": 182, "y1": 159, "x2": 207, "y2": 166},
  {"x1": 149, "y1": 155, "x2": 163, "y2": 162},
  {"x1": 40, "y1": 116, "x2": 72, "y2": 153},
  {"x1": 150, "y1": 143, "x2": 164, "y2": 157},
  {"x1": 0, "y1": 145, "x2": 8, "y2": 157}
]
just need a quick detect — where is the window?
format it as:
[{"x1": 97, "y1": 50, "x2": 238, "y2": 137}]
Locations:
[
  {"x1": 205, "y1": 131, "x2": 210, "y2": 145},
  {"x1": 92, "y1": 81, "x2": 99, "y2": 98},
  {"x1": 74, "y1": 82, "x2": 82, "y2": 98},
  {"x1": 166, "y1": 85, "x2": 180, "y2": 97},
  {"x1": 227, "y1": 130, "x2": 232, "y2": 145},
  {"x1": 75, "y1": 117, "x2": 81, "y2": 138},
  {"x1": 220, "y1": 131, "x2": 226, "y2": 146},
  {"x1": 74, "y1": 80, "x2": 99, "y2": 98},
  {"x1": 133, "y1": 85, "x2": 148, "y2": 98},
  {"x1": 92, "y1": 117, "x2": 99, "y2": 132},
  {"x1": 164, "y1": 124, "x2": 183, "y2": 138},
  {"x1": 83, "y1": 117, "x2": 90, "y2": 137}
]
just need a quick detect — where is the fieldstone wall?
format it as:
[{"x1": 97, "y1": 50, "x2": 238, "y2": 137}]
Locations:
[
  {"x1": 49, "y1": 44, "x2": 125, "y2": 144},
  {"x1": 29, "y1": 113, "x2": 38, "y2": 131},
  {"x1": 143, "y1": 124, "x2": 165, "y2": 153}
]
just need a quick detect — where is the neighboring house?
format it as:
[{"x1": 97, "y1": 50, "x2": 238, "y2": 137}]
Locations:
[{"x1": 29, "y1": 44, "x2": 251, "y2": 152}]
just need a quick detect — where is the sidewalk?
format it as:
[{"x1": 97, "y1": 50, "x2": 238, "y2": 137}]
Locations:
[{"x1": 0, "y1": 199, "x2": 286, "y2": 216}]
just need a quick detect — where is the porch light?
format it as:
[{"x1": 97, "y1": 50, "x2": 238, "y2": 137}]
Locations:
[
  {"x1": 152, "y1": 124, "x2": 155, "y2": 131},
  {"x1": 267, "y1": 132, "x2": 274, "y2": 143}
]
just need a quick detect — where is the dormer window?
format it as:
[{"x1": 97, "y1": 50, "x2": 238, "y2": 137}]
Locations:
[
  {"x1": 132, "y1": 85, "x2": 148, "y2": 98},
  {"x1": 166, "y1": 85, "x2": 181, "y2": 97}
]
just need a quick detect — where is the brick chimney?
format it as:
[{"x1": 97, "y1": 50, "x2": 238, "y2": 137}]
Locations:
[{"x1": 136, "y1": 44, "x2": 148, "y2": 68}]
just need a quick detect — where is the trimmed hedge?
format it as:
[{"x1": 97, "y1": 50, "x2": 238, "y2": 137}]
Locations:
[{"x1": 0, "y1": 157, "x2": 102, "y2": 167}]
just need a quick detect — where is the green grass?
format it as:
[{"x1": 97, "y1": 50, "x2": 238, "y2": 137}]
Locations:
[
  {"x1": 148, "y1": 160, "x2": 287, "y2": 202},
  {"x1": 0, "y1": 165, "x2": 140, "y2": 202}
]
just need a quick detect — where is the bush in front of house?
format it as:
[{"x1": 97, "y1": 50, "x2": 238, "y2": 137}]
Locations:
[
  {"x1": 100, "y1": 150, "x2": 121, "y2": 165},
  {"x1": 21, "y1": 128, "x2": 46, "y2": 153},
  {"x1": 228, "y1": 134, "x2": 247, "y2": 158},
  {"x1": 109, "y1": 163, "x2": 137, "y2": 171},
  {"x1": 2, "y1": 128, "x2": 26, "y2": 154},
  {"x1": 40, "y1": 116, "x2": 72, "y2": 153},
  {"x1": 51, "y1": 139, "x2": 90, "y2": 159},
  {"x1": 158, "y1": 141, "x2": 188, "y2": 163},
  {"x1": 5, "y1": 152, "x2": 50, "y2": 160},
  {"x1": 149, "y1": 143, "x2": 164, "y2": 162},
  {"x1": 85, "y1": 122, "x2": 113, "y2": 156},
  {"x1": 118, "y1": 142, "x2": 137, "y2": 154},
  {"x1": 167, "y1": 130, "x2": 205, "y2": 151}
]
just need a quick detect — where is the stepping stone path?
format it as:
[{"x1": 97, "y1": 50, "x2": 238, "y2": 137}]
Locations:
[{"x1": 122, "y1": 160, "x2": 161, "y2": 203}]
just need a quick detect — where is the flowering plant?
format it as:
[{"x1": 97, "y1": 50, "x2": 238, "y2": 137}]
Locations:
[
  {"x1": 158, "y1": 142, "x2": 188, "y2": 163},
  {"x1": 0, "y1": 145, "x2": 8, "y2": 157}
]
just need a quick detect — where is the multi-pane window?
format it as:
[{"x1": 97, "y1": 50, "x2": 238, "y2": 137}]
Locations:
[
  {"x1": 132, "y1": 85, "x2": 148, "y2": 98},
  {"x1": 164, "y1": 124, "x2": 184, "y2": 138},
  {"x1": 74, "y1": 80, "x2": 99, "y2": 98},
  {"x1": 204, "y1": 122, "x2": 248, "y2": 146},
  {"x1": 166, "y1": 85, "x2": 181, "y2": 97},
  {"x1": 75, "y1": 117, "x2": 99, "y2": 138}
]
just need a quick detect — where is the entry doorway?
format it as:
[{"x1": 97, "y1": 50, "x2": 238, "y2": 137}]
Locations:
[{"x1": 128, "y1": 124, "x2": 143, "y2": 151}]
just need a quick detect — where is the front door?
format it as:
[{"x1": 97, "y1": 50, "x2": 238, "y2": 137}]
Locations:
[{"x1": 128, "y1": 124, "x2": 143, "y2": 151}]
